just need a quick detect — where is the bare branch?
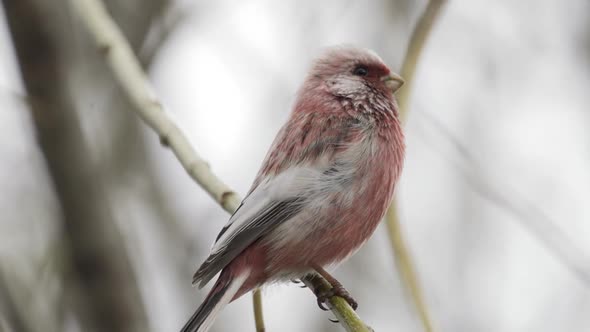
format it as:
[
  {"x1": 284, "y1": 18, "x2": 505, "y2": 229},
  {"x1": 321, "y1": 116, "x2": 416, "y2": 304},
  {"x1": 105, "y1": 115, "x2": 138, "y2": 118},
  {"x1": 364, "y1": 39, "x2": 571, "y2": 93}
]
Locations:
[
  {"x1": 397, "y1": 0, "x2": 448, "y2": 122},
  {"x1": 139, "y1": 3, "x2": 188, "y2": 67},
  {"x1": 68, "y1": 0, "x2": 241, "y2": 214},
  {"x1": 386, "y1": 1, "x2": 448, "y2": 332},
  {"x1": 252, "y1": 288, "x2": 266, "y2": 332}
]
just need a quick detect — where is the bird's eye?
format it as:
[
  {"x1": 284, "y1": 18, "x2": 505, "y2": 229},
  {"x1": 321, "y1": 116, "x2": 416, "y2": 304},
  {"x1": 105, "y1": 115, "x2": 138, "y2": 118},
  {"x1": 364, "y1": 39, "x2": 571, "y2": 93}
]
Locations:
[{"x1": 352, "y1": 65, "x2": 369, "y2": 76}]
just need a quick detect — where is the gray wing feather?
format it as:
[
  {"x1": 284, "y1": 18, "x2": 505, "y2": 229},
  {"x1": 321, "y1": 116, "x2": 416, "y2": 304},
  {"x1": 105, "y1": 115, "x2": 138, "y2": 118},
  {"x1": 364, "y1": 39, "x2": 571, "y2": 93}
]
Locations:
[{"x1": 192, "y1": 198, "x2": 304, "y2": 288}]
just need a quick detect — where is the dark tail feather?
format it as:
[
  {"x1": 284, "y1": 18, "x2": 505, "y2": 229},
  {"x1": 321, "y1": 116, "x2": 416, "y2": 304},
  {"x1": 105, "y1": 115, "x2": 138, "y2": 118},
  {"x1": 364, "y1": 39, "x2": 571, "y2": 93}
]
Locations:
[{"x1": 181, "y1": 270, "x2": 249, "y2": 332}]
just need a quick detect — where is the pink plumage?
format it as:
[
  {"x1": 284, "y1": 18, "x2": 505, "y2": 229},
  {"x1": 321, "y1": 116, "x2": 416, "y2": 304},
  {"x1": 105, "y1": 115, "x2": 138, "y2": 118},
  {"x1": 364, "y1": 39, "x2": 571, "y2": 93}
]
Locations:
[{"x1": 181, "y1": 46, "x2": 405, "y2": 332}]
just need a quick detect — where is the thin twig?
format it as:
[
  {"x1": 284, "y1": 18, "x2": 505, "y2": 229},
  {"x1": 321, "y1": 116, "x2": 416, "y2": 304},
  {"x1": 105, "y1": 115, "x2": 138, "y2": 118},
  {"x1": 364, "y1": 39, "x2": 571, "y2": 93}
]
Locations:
[
  {"x1": 0, "y1": 271, "x2": 31, "y2": 332},
  {"x1": 397, "y1": 0, "x2": 447, "y2": 122},
  {"x1": 69, "y1": 0, "x2": 241, "y2": 214},
  {"x1": 139, "y1": 3, "x2": 188, "y2": 68},
  {"x1": 252, "y1": 288, "x2": 266, "y2": 332},
  {"x1": 415, "y1": 110, "x2": 590, "y2": 285},
  {"x1": 69, "y1": 0, "x2": 367, "y2": 330},
  {"x1": 386, "y1": 1, "x2": 447, "y2": 332}
]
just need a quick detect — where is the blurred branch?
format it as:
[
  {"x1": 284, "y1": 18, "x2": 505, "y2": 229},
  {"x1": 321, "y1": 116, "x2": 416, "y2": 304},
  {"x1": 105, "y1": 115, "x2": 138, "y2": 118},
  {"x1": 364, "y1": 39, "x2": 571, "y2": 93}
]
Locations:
[
  {"x1": 139, "y1": 3, "x2": 187, "y2": 67},
  {"x1": 386, "y1": 1, "x2": 447, "y2": 332},
  {"x1": 0, "y1": 87, "x2": 29, "y2": 105},
  {"x1": 416, "y1": 110, "x2": 590, "y2": 286},
  {"x1": 397, "y1": 0, "x2": 447, "y2": 122},
  {"x1": 2, "y1": 0, "x2": 149, "y2": 330},
  {"x1": 0, "y1": 272, "x2": 31, "y2": 332},
  {"x1": 69, "y1": 0, "x2": 370, "y2": 330}
]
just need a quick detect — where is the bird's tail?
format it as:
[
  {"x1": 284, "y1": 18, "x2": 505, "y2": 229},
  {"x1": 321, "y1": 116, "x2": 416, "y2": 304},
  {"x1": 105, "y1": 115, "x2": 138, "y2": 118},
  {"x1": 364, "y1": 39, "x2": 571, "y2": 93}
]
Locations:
[{"x1": 181, "y1": 269, "x2": 250, "y2": 332}]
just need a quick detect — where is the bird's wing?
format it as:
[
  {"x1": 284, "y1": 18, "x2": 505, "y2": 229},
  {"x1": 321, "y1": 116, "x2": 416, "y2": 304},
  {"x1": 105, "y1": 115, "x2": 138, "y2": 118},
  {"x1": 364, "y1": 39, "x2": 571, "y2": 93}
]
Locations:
[
  {"x1": 192, "y1": 113, "x2": 364, "y2": 288},
  {"x1": 192, "y1": 166, "x2": 323, "y2": 288}
]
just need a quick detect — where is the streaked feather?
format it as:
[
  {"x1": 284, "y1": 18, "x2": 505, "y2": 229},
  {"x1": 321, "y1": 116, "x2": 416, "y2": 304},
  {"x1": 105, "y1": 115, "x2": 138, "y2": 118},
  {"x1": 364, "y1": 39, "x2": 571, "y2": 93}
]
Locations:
[
  {"x1": 193, "y1": 197, "x2": 304, "y2": 287},
  {"x1": 192, "y1": 114, "x2": 367, "y2": 288}
]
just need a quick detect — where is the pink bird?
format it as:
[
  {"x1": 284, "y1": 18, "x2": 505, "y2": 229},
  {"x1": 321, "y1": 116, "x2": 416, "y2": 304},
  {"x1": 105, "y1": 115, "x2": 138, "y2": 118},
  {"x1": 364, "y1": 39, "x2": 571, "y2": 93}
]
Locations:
[{"x1": 181, "y1": 46, "x2": 405, "y2": 332}]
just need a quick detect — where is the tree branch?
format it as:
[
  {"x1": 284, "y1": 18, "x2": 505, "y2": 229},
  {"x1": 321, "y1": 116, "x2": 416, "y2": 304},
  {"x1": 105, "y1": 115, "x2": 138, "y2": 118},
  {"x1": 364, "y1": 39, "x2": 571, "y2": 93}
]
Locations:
[
  {"x1": 69, "y1": 0, "x2": 367, "y2": 330},
  {"x1": 386, "y1": 1, "x2": 447, "y2": 332},
  {"x1": 397, "y1": 0, "x2": 447, "y2": 122},
  {"x1": 252, "y1": 288, "x2": 266, "y2": 332},
  {"x1": 68, "y1": 0, "x2": 241, "y2": 214},
  {"x1": 138, "y1": 3, "x2": 188, "y2": 68}
]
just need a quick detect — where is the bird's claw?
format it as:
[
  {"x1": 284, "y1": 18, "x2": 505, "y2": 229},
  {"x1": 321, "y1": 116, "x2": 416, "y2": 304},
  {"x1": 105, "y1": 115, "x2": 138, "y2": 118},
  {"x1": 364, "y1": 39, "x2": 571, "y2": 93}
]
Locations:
[
  {"x1": 291, "y1": 279, "x2": 307, "y2": 288},
  {"x1": 316, "y1": 296, "x2": 330, "y2": 311},
  {"x1": 315, "y1": 285, "x2": 358, "y2": 311}
]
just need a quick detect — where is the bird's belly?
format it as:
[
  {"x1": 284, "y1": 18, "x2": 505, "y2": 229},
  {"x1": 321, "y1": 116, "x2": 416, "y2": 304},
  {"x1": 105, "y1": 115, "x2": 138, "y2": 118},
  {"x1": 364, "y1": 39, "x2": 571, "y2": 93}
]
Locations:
[{"x1": 261, "y1": 188, "x2": 388, "y2": 278}]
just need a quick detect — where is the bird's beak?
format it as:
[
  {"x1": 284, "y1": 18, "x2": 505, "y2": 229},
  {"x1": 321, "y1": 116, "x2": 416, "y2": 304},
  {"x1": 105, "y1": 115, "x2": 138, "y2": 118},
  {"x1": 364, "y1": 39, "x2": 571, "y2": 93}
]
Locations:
[{"x1": 381, "y1": 73, "x2": 404, "y2": 93}]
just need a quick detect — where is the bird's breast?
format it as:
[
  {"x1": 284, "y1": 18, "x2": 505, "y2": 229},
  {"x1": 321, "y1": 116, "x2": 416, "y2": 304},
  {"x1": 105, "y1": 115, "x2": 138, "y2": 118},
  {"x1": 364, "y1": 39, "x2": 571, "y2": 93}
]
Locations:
[{"x1": 262, "y1": 131, "x2": 402, "y2": 274}]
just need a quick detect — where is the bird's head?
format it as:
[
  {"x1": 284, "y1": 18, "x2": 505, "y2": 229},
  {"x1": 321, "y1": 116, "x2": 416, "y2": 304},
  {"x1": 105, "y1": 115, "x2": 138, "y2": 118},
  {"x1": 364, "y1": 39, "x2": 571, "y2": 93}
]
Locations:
[{"x1": 308, "y1": 46, "x2": 404, "y2": 101}]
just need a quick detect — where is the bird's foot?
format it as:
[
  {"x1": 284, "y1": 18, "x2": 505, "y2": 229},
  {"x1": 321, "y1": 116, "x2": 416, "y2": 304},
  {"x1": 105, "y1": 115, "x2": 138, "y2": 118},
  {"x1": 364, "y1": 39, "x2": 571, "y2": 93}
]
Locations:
[
  {"x1": 291, "y1": 279, "x2": 307, "y2": 288},
  {"x1": 315, "y1": 284, "x2": 358, "y2": 311}
]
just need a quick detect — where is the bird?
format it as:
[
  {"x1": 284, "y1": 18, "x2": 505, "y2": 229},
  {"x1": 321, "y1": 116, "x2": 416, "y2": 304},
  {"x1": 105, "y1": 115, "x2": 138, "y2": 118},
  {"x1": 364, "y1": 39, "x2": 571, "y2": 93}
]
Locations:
[{"x1": 181, "y1": 45, "x2": 405, "y2": 332}]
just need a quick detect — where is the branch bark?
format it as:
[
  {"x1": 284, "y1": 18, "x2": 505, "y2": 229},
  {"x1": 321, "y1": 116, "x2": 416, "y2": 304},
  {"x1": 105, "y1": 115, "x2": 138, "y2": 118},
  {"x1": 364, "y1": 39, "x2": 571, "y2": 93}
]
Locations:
[{"x1": 68, "y1": 0, "x2": 368, "y2": 330}]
